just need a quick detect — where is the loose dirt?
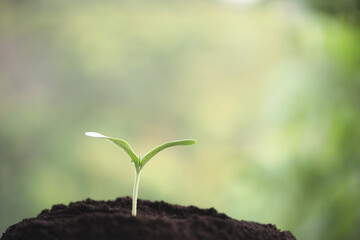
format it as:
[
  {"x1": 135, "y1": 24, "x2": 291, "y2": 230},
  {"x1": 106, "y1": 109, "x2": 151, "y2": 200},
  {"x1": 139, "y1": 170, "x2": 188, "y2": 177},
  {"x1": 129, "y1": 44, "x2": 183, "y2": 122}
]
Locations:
[{"x1": 1, "y1": 197, "x2": 296, "y2": 240}]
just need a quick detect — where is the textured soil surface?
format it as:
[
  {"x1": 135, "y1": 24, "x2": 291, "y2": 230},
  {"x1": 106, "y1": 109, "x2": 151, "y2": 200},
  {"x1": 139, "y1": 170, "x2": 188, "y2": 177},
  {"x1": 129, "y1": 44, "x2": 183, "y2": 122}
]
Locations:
[{"x1": 2, "y1": 197, "x2": 296, "y2": 240}]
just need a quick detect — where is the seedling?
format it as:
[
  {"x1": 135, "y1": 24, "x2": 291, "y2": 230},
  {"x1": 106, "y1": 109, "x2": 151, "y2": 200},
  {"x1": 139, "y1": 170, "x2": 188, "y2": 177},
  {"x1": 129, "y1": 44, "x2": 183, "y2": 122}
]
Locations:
[{"x1": 85, "y1": 132, "x2": 196, "y2": 216}]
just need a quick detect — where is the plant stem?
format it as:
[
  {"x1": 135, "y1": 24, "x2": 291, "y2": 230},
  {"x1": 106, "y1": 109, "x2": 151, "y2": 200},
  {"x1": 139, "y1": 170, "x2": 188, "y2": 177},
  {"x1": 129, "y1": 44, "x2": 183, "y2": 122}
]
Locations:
[{"x1": 132, "y1": 169, "x2": 142, "y2": 216}]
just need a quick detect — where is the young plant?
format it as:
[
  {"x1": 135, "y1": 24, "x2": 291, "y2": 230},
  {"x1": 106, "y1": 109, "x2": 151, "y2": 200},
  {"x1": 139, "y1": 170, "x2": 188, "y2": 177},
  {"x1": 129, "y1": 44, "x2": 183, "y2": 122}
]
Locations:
[{"x1": 85, "y1": 132, "x2": 196, "y2": 216}]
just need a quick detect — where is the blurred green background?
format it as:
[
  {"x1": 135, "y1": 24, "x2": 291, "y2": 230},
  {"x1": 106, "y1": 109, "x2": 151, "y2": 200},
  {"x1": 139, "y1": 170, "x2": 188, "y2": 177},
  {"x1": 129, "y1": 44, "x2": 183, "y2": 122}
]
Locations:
[{"x1": 0, "y1": 0, "x2": 359, "y2": 239}]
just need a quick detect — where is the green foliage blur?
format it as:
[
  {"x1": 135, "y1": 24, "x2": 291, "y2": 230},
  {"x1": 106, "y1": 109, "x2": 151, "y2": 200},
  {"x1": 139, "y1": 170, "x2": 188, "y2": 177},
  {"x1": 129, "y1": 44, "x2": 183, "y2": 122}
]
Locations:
[{"x1": 0, "y1": 0, "x2": 359, "y2": 239}]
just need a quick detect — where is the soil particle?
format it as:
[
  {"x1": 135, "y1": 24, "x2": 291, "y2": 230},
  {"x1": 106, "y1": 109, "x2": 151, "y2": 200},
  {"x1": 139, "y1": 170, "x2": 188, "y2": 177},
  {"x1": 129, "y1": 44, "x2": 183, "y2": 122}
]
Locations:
[{"x1": 1, "y1": 197, "x2": 296, "y2": 240}]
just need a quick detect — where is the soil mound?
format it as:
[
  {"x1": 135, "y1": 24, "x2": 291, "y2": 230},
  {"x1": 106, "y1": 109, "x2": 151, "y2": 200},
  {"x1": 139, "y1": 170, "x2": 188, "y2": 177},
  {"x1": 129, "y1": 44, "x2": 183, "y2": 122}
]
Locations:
[{"x1": 1, "y1": 197, "x2": 296, "y2": 240}]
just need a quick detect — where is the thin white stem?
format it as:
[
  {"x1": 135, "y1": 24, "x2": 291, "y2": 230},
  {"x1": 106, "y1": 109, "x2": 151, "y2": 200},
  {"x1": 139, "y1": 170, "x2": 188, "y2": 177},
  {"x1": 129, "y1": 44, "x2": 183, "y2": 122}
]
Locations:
[{"x1": 132, "y1": 169, "x2": 142, "y2": 216}]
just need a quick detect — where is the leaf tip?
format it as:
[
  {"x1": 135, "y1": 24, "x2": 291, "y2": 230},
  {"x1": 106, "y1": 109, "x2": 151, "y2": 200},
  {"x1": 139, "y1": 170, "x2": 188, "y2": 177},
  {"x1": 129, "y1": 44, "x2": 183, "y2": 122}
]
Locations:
[{"x1": 85, "y1": 132, "x2": 106, "y2": 138}]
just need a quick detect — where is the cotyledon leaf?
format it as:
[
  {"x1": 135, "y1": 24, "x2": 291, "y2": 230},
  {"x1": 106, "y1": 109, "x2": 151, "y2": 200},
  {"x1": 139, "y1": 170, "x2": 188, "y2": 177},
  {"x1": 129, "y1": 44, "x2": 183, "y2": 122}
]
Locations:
[
  {"x1": 85, "y1": 132, "x2": 139, "y2": 164},
  {"x1": 140, "y1": 139, "x2": 196, "y2": 168}
]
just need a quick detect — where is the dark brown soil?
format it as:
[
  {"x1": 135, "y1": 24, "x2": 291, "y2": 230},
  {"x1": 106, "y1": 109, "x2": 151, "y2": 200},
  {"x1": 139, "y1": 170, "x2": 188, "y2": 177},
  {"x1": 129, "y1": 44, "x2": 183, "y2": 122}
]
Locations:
[{"x1": 1, "y1": 197, "x2": 296, "y2": 240}]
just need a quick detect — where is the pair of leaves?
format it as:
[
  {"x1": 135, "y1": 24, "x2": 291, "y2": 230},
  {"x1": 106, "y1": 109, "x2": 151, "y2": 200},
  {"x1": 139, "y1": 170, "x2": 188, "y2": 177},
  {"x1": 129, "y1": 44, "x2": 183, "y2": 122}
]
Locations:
[{"x1": 85, "y1": 132, "x2": 196, "y2": 170}]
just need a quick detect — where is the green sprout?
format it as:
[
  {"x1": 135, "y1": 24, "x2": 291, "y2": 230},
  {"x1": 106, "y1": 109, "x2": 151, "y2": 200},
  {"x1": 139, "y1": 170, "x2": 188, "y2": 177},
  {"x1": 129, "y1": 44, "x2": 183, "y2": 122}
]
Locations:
[{"x1": 85, "y1": 132, "x2": 196, "y2": 216}]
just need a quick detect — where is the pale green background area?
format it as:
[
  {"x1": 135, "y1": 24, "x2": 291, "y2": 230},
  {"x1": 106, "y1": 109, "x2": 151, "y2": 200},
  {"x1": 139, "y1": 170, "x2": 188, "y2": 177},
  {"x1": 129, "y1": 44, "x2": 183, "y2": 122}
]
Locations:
[{"x1": 0, "y1": 1, "x2": 359, "y2": 239}]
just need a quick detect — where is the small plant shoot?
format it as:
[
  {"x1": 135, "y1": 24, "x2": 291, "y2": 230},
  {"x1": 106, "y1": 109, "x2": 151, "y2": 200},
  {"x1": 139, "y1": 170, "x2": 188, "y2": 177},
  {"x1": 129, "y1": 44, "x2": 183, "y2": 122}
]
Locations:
[{"x1": 85, "y1": 132, "x2": 196, "y2": 216}]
